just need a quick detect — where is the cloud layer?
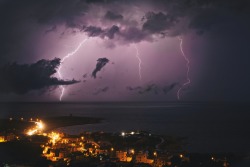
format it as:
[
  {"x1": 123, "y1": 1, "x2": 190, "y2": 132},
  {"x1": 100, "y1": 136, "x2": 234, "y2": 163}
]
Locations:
[
  {"x1": 127, "y1": 83, "x2": 178, "y2": 95},
  {"x1": 1, "y1": 0, "x2": 248, "y2": 59}
]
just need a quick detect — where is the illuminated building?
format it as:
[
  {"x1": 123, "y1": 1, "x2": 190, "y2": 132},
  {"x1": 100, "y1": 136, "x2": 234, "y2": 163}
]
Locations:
[
  {"x1": 0, "y1": 135, "x2": 5, "y2": 142},
  {"x1": 135, "y1": 151, "x2": 154, "y2": 164},
  {"x1": 116, "y1": 151, "x2": 132, "y2": 162},
  {"x1": 6, "y1": 133, "x2": 16, "y2": 141}
]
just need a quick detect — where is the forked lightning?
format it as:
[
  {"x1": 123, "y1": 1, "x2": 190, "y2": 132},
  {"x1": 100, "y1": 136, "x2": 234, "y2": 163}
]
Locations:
[
  {"x1": 58, "y1": 38, "x2": 88, "y2": 101},
  {"x1": 177, "y1": 37, "x2": 191, "y2": 100}
]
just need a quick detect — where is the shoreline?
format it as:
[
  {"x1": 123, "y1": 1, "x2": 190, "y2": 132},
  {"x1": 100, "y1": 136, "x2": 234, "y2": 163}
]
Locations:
[
  {"x1": 0, "y1": 116, "x2": 103, "y2": 132},
  {"x1": 43, "y1": 116, "x2": 103, "y2": 131}
]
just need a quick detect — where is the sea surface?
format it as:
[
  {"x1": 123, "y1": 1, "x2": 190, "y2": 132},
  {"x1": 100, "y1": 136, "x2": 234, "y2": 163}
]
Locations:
[{"x1": 0, "y1": 102, "x2": 250, "y2": 153}]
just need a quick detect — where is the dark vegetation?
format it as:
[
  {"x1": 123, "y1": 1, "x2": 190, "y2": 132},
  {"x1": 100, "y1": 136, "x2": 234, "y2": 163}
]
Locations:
[
  {"x1": 0, "y1": 140, "x2": 50, "y2": 166},
  {"x1": 0, "y1": 119, "x2": 33, "y2": 132}
]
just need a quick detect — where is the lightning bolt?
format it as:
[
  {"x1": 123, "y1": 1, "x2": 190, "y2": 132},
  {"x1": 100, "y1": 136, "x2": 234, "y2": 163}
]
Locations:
[
  {"x1": 177, "y1": 36, "x2": 190, "y2": 100},
  {"x1": 58, "y1": 38, "x2": 88, "y2": 101},
  {"x1": 133, "y1": 45, "x2": 142, "y2": 80}
]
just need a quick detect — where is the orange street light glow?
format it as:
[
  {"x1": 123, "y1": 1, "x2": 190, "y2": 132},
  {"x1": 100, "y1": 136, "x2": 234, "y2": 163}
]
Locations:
[
  {"x1": 27, "y1": 129, "x2": 38, "y2": 136},
  {"x1": 35, "y1": 121, "x2": 44, "y2": 130}
]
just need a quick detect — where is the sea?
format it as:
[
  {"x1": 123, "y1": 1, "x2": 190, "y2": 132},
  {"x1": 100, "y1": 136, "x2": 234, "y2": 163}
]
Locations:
[{"x1": 0, "y1": 102, "x2": 250, "y2": 154}]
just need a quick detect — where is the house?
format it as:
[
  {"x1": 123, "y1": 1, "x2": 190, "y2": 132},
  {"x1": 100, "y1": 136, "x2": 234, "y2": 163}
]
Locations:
[
  {"x1": 135, "y1": 151, "x2": 154, "y2": 164},
  {"x1": 116, "y1": 151, "x2": 132, "y2": 162},
  {"x1": 0, "y1": 135, "x2": 5, "y2": 142}
]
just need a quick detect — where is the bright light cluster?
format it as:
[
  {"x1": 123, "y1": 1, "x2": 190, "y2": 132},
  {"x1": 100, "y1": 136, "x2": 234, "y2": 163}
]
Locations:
[
  {"x1": 35, "y1": 121, "x2": 44, "y2": 130},
  {"x1": 27, "y1": 129, "x2": 38, "y2": 136},
  {"x1": 26, "y1": 120, "x2": 44, "y2": 136},
  {"x1": 48, "y1": 132, "x2": 61, "y2": 145}
]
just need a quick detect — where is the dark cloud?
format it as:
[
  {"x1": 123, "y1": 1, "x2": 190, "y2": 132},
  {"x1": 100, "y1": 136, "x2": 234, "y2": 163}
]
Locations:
[
  {"x1": 86, "y1": 0, "x2": 106, "y2": 3},
  {"x1": 83, "y1": 73, "x2": 88, "y2": 78},
  {"x1": 31, "y1": 0, "x2": 88, "y2": 28},
  {"x1": 83, "y1": 25, "x2": 119, "y2": 39},
  {"x1": 106, "y1": 25, "x2": 120, "y2": 39},
  {"x1": 1, "y1": 0, "x2": 248, "y2": 62},
  {"x1": 84, "y1": 26, "x2": 104, "y2": 37},
  {"x1": 0, "y1": 58, "x2": 79, "y2": 94},
  {"x1": 189, "y1": 9, "x2": 227, "y2": 35},
  {"x1": 163, "y1": 83, "x2": 178, "y2": 94},
  {"x1": 134, "y1": 84, "x2": 152, "y2": 94},
  {"x1": 137, "y1": 84, "x2": 160, "y2": 95},
  {"x1": 92, "y1": 58, "x2": 109, "y2": 78},
  {"x1": 85, "y1": 0, "x2": 118, "y2": 4},
  {"x1": 127, "y1": 83, "x2": 178, "y2": 95},
  {"x1": 142, "y1": 12, "x2": 178, "y2": 34},
  {"x1": 82, "y1": 25, "x2": 149, "y2": 43},
  {"x1": 119, "y1": 26, "x2": 150, "y2": 43},
  {"x1": 126, "y1": 86, "x2": 141, "y2": 91},
  {"x1": 104, "y1": 11, "x2": 123, "y2": 20},
  {"x1": 93, "y1": 86, "x2": 109, "y2": 95},
  {"x1": 45, "y1": 25, "x2": 57, "y2": 34},
  {"x1": 0, "y1": 0, "x2": 89, "y2": 64}
]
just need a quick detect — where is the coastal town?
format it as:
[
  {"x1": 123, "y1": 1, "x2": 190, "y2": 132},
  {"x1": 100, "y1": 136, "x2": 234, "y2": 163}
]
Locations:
[{"x1": 0, "y1": 116, "x2": 245, "y2": 167}]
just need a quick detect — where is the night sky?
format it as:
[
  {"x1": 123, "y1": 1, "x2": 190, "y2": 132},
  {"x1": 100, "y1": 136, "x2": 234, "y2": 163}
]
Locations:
[{"x1": 0, "y1": 0, "x2": 250, "y2": 102}]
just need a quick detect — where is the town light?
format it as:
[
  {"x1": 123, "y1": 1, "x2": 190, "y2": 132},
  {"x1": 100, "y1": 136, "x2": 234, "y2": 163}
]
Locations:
[
  {"x1": 27, "y1": 129, "x2": 37, "y2": 136},
  {"x1": 25, "y1": 120, "x2": 45, "y2": 136},
  {"x1": 48, "y1": 132, "x2": 61, "y2": 144},
  {"x1": 35, "y1": 121, "x2": 44, "y2": 130}
]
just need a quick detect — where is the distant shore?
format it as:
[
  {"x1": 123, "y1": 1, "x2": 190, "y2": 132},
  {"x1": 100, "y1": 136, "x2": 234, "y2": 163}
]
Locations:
[
  {"x1": 0, "y1": 116, "x2": 103, "y2": 132},
  {"x1": 43, "y1": 116, "x2": 103, "y2": 131}
]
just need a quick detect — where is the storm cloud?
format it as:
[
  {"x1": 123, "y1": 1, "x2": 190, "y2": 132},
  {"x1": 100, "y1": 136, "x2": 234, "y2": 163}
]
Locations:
[
  {"x1": 127, "y1": 83, "x2": 178, "y2": 95},
  {"x1": 84, "y1": 26, "x2": 104, "y2": 37},
  {"x1": 142, "y1": 12, "x2": 178, "y2": 34},
  {"x1": 104, "y1": 11, "x2": 123, "y2": 21},
  {"x1": 0, "y1": 0, "x2": 249, "y2": 60},
  {"x1": 83, "y1": 25, "x2": 119, "y2": 39},
  {"x1": 0, "y1": 58, "x2": 79, "y2": 94},
  {"x1": 93, "y1": 86, "x2": 109, "y2": 95},
  {"x1": 92, "y1": 58, "x2": 109, "y2": 78}
]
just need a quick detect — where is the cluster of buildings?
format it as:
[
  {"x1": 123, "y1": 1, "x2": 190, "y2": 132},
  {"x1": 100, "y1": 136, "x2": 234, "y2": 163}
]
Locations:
[
  {"x1": 38, "y1": 131, "x2": 190, "y2": 167},
  {"x1": 0, "y1": 117, "x2": 43, "y2": 143},
  {"x1": 0, "y1": 117, "x2": 232, "y2": 167},
  {"x1": 0, "y1": 132, "x2": 18, "y2": 143},
  {"x1": 42, "y1": 132, "x2": 95, "y2": 162}
]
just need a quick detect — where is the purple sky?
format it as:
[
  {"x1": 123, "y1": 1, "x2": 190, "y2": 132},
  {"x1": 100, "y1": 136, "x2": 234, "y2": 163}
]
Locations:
[{"x1": 0, "y1": 0, "x2": 250, "y2": 102}]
